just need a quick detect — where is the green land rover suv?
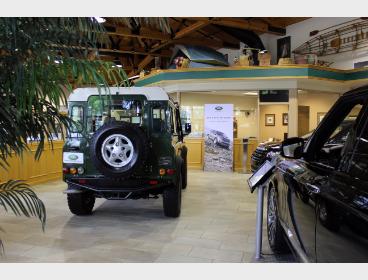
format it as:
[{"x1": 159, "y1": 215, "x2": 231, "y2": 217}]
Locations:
[{"x1": 62, "y1": 87, "x2": 190, "y2": 218}]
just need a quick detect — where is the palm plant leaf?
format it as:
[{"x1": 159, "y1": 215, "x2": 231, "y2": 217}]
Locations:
[
  {"x1": 0, "y1": 17, "x2": 129, "y2": 167},
  {"x1": 0, "y1": 180, "x2": 46, "y2": 230}
]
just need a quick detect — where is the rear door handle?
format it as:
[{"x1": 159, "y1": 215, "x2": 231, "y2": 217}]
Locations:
[{"x1": 306, "y1": 183, "x2": 321, "y2": 194}]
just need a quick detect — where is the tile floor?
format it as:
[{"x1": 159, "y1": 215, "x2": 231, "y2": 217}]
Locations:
[{"x1": 0, "y1": 170, "x2": 294, "y2": 263}]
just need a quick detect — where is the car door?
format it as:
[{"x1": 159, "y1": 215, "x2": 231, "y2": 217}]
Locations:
[
  {"x1": 275, "y1": 157, "x2": 318, "y2": 262},
  {"x1": 315, "y1": 104, "x2": 368, "y2": 262},
  {"x1": 282, "y1": 92, "x2": 368, "y2": 262}
]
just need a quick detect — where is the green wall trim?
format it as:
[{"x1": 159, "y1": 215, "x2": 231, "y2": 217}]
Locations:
[{"x1": 135, "y1": 67, "x2": 368, "y2": 87}]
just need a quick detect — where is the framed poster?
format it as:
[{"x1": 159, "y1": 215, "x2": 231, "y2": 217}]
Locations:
[
  {"x1": 282, "y1": 113, "x2": 288, "y2": 126},
  {"x1": 277, "y1": 36, "x2": 291, "y2": 62},
  {"x1": 265, "y1": 114, "x2": 275, "y2": 126},
  {"x1": 317, "y1": 112, "x2": 326, "y2": 125}
]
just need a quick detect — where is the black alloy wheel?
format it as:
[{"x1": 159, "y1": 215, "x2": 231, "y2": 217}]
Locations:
[{"x1": 267, "y1": 185, "x2": 289, "y2": 253}]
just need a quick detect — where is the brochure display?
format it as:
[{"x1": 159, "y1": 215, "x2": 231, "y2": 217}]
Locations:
[{"x1": 204, "y1": 104, "x2": 233, "y2": 172}]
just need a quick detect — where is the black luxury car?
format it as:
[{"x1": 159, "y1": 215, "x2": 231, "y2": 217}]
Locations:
[
  {"x1": 266, "y1": 85, "x2": 368, "y2": 262},
  {"x1": 250, "y1": 120, "x2": 354, "y2": 172}
]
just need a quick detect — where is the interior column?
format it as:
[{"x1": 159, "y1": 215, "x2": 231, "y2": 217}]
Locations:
[
  {"x1": 176, "y1": 91, "x2": 181, "y2": 105},
  {"x1": 288, "y1": 89, "x2": 298, "y2": 137}
]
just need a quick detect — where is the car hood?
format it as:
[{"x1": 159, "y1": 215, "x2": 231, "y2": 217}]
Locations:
[{"x1": 257, "y1": 141, "x2": 281, "y2": 151}]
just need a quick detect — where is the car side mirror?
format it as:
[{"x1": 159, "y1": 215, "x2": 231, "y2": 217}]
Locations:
[
  {"x1": 184, "y1": 123, "x2": 191, "y2": 135},
  {"x1": 281, "y1": 137, "x2": 304, "y2": 159}
]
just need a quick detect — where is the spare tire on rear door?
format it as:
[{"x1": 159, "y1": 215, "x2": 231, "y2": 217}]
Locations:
[{"x1": 90, "y1": 121, "x2": 148, "y2": 179}]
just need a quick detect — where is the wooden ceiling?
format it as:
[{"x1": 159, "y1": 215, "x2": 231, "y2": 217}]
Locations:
[{"x1": 100, "y1": 17, "x2": 308, "y2": 76}]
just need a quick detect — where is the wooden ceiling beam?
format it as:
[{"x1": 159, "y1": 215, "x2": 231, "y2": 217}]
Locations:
[
  {"x1": 98, "y1": 47, "x2": 171, "y2": 57},
  {"x1": 201, "y1": 25, "x2": 241, "y2": 44},
  {"x1": 129, "y1": 55, "x2": 154, "y2": 77},
  {"x1": 149, "y1": 20, "x2": 212, "y2": 53},
  {"x1": 212, "y1": 18, "x2": 269, "y2": 33},
  {"x1": 212, "y1": 18, "x2": 287, "y2": 35},
  {"x1": 107, "y1": 26, "x2": 171, "y2": 41},
  {"x1": 174, "y1": 20, "x2": 211, "y2": 39},
  {"x1": 174, "y1": 37, "x2": 239, "y2": 49},
  {"x1": 178, "y1": 17, "x2": 285, "y2": 35}
]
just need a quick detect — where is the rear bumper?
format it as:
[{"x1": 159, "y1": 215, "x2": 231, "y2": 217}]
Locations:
[{"x1": 65, "y1": 177, "x2": 172, "y2": 193}]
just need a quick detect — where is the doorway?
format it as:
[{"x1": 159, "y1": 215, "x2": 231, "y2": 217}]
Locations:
[{"x1": 298, "y1": 105, "x2": 310, "y2": 137}]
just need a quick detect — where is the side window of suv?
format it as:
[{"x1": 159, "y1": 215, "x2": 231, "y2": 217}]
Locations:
[
  {"x1": 70, "y1": 105, "x2": 84, "y2": 132},
  {"x1": 348, "y1": 116, "x2": 368, "y2": 181}
]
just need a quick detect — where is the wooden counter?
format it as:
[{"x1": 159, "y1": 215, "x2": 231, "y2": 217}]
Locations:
[
  {"x1": 185, "y1": 137, "x2": 258, "y2": 172},
  {"x1": 0, "y1": 137, "x2": 259, "y2": 186}
]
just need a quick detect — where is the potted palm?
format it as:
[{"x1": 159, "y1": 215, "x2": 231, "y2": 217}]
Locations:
[{"x1": 0, "y1": 17, "x2": 129, "y2": 253}]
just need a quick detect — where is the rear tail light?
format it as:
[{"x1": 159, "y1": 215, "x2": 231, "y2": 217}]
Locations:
[
  {"x1": 77, "y1": 167, "x2": 85, "y2": 174},
  {"x1": 78, "y1": 179, "x2": 87, "y2": 184},
  {"x1": 159, "y1": 168, "x2": 166, "y2": 176},
  {"x1": 166, "y1": 169, "x2": 175, "y2": 175},
  {"x1": 63, "y1": 167, "x2": 69, "y2": 174},
  {"x1": 149, "y1": 180, "x2": 158, "y2": 185},
  {"x1": 69, "y1": 167, "x2": 77, "y2": 175}
]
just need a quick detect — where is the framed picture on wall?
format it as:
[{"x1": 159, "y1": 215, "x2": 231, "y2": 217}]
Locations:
[
  {"x1": 317, "y1": 112, "x2": 326, "y2": 125},
  {"x1": 277, "y1": 36, "x2": 291, "y2": 62},
  {"x1": 265, "y1": 114, "x2": 275, "y2": 126},
  {"x1": 282, "y1": 113, "x2": 288, "y2": 126}
]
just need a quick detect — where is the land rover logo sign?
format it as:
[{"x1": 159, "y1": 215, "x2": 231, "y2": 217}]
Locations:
[
  {"x1": 68, "y1": 154, "x2": 78, "y2": 161},
  {"x1": 215, "y1": 106, "x2": 223, "y2": 111},
  {"x1": 63, "y1": 152, "x2": 84, "y2": 164}
]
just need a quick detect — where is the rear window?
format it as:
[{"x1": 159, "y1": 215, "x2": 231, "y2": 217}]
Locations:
[
  {"x1": 86, "y1": 95, "x2": 143, "y2": 133},
  {"x1": 152, "y1": 102, "x2": 169, "y2": 132}
]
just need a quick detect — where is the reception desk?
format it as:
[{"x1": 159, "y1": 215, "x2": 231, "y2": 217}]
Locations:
[
  {"x1": 0, "y1": 141, "x2": 63, "y2": 185},
  {"x1": 185, "y1": 137, "x2": 258, "y2": 172}
]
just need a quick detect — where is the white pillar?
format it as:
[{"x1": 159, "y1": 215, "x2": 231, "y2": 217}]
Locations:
[
  {"x1": 288, "y1": 89, "x2": 298, "y2": 138},
  {"x1": 176, "y1": 91, "x2": 181, "y2": 105}
]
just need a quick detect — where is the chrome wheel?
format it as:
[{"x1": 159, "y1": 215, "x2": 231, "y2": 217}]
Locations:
[
  {"x1": 267, "y1": 187, "x2": 277, "y2": 245},
  {"x1": 101, "y1": 134, "x2": 134, "y2": 168}
]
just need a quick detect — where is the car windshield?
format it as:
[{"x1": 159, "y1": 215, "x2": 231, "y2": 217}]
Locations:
[{"x1": 86, "y1": 95, "x2": 143, "y2": 133}]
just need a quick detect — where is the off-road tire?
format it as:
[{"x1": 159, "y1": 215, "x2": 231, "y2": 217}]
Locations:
[
  {"x1": 163, "y1": 171, "x2": 182, "y2": 217},
  {"x1": 267, "y1": 184, "x2": 289, "y2": 253},
  {"x1": 67, "y1": 192, "x2": 95, "y2": 215},
  {"x1": 90, "y1": 121, "x2": 148, "y2": 179}
]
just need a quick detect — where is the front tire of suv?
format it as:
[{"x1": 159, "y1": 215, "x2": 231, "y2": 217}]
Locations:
[
  {"x1": 267, "y1": 184, "x2": 289, "y2": 253},
  {"x1": 163, "y1": 171, "x2": 182, "y2": 218},
  {"x1": 67, "y1": 192, "x2": 95, "y2": 216}
]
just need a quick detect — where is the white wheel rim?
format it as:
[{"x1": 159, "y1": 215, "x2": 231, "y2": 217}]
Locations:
[{"x1": 101, "y1": 134, "x2": 134, "y2": 168}]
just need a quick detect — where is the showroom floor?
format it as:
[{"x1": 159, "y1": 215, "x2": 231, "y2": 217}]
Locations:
[{"x1": 0, "y1": 171, "x2": 294, "y2": 263}]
